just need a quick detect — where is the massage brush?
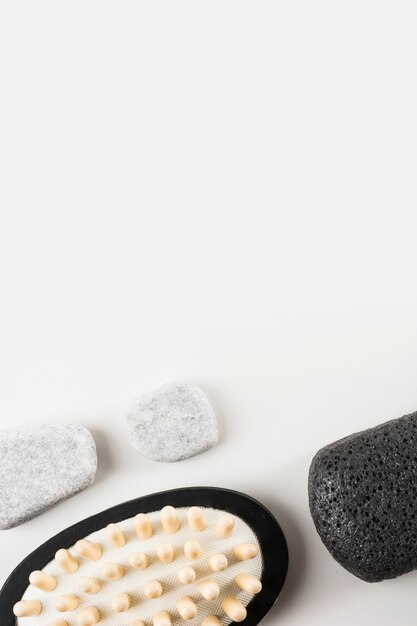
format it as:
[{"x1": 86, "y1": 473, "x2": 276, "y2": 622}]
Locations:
[{"x1": 1, "y1": 487, "x2": 288, "y2": 626}]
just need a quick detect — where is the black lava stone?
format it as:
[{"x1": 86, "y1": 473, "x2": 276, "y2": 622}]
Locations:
[{"x1": 309, "y1": 411, "x2": 417, "y2": 582}]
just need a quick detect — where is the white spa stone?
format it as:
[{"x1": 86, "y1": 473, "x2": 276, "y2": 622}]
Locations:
[
  {"x1": 126, "y1": 382, "x2": 218, "y2": 462},
  {"x1": 0, "y1": 425, "x2": 97, "y2": 530}
]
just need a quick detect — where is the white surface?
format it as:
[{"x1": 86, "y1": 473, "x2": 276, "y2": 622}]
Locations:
[
  {"x1": 19, "y1": 507, "x2": 262, "y2": 626},
  {"x1": 1, "y1": 2, "x2": 417, "y2": 625}
]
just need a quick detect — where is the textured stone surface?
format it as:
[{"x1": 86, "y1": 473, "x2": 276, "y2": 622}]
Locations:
[
  {"x1": 309, "y1": 411, "x2": 417, "y2": 582},
  {"x1": 126, "y1": 382, "x2": 219, "y2": 462},
  {"x1": 0, "y1": 424, "x2": 97, "y2": 529}
]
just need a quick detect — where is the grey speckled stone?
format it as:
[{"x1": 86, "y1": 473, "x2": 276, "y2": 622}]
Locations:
[
  {"x1": 0, "y1": 424, "x2": 97, "y2": 529},
  {"x1": 126, "y1": 382, "x2": 219, "y2": 462},
  {"x1": 309, "y1": 411, "x2": 417, "y2": 582}
]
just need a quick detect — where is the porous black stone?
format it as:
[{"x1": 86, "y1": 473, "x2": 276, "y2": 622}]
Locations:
[{"x1": 309, "y1": 411, "x2": 417, "y2": 582}]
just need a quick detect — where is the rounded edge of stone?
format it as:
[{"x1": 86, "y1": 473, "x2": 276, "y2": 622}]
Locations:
[
  {"x1": 0, "y1": 423, "x2": 98, "y2": 530},
  {"x1": 66, "y1": 424, "x2": 98, "y2": 487},
  {"x1": 308, "y1": 412, "x2": 417, "y2": 582},
  {"x1": 308, "y1": 440, "x2": 382, "y2": 582}
]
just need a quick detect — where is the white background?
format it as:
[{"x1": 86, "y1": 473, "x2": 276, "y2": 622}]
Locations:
[{"x1": 1, "y1": 2, "x2": 417, "y2": 625}]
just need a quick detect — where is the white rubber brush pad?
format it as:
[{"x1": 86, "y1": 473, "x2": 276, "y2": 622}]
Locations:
[{"x1": 18, "y1": 507, "x2": 263, "y2": 626}]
